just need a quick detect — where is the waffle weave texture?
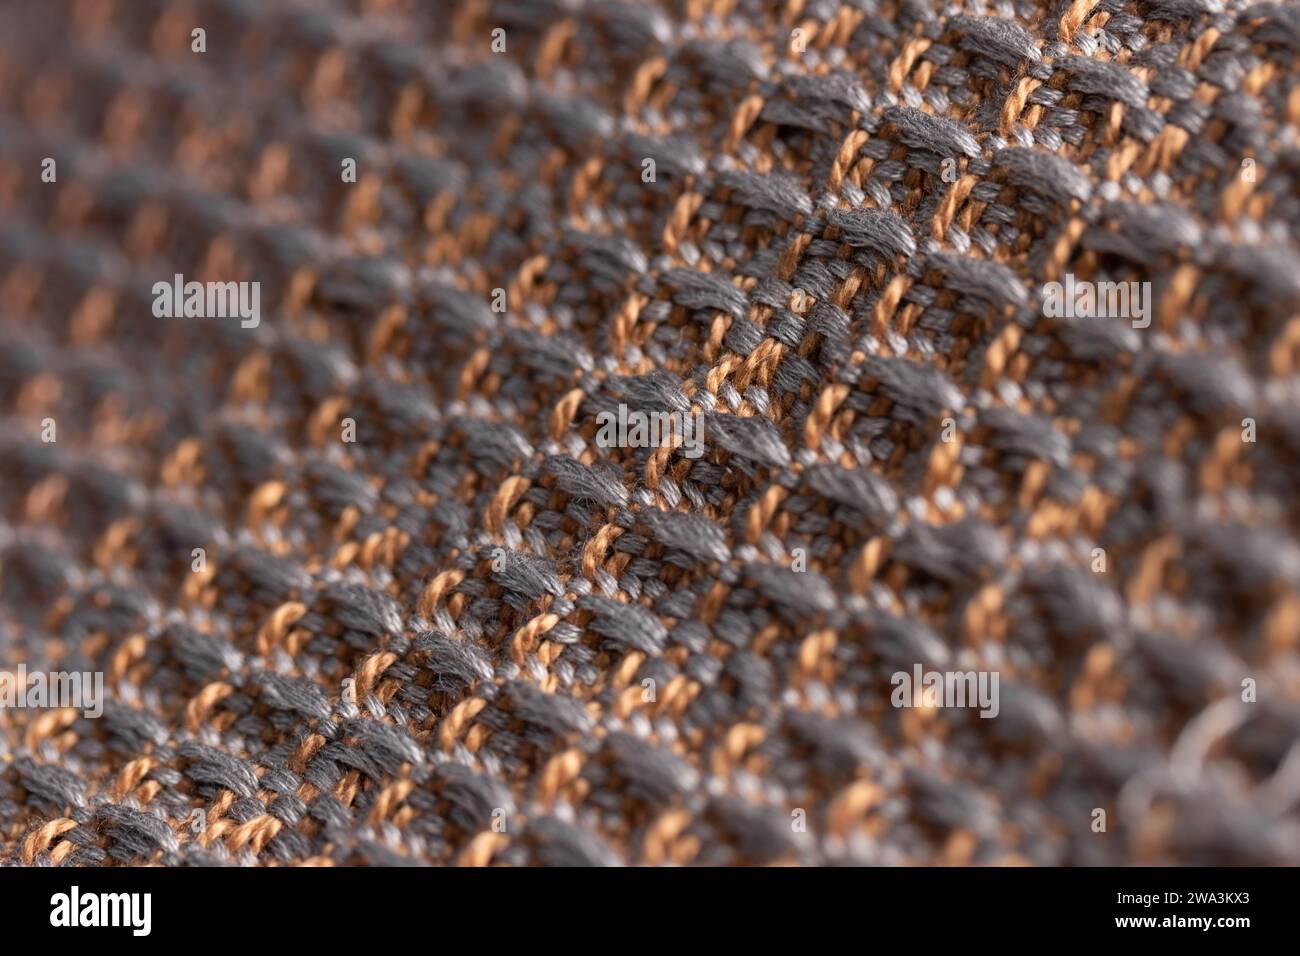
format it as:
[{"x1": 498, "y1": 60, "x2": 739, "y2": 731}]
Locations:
[{"x1": 1, "y1": 0, "x2": 1300, "y2": 866}]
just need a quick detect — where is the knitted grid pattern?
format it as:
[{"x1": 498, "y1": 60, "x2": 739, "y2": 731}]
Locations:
[{"x1": 1, "y1": 0, "x2": 1299, "y2": 867}]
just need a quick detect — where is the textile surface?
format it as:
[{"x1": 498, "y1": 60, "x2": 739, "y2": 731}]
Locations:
[{"x1": 1, "y1": 0, "x2": 1299, "y2": 866}]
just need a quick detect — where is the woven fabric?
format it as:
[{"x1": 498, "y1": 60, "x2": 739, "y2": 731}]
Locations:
[{"x1": 1, "y1": 0, "x2": 1299, "y2": 867}]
